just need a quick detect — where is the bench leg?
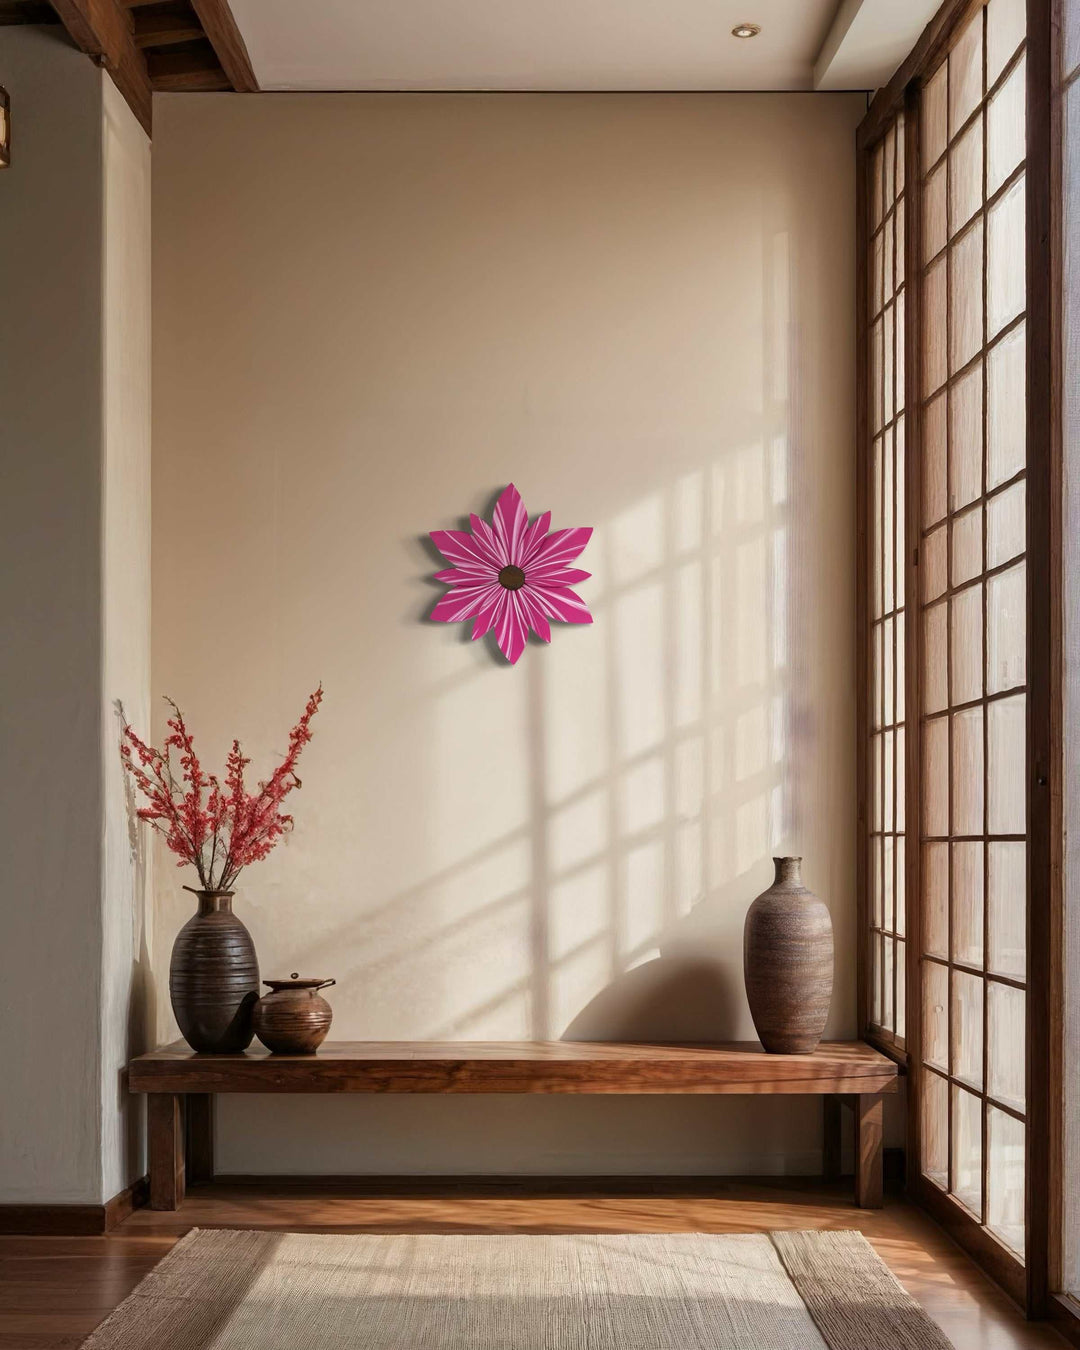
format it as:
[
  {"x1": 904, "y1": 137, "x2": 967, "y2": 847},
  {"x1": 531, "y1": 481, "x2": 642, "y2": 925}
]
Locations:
[
  {"x1": 148, "y1": 1093, "x2": 185, "y2": 1210},
  {"x1": 186, "y1": 1094, "x2": 214, "y2": 1187},
  {"x1": 823, "y1": 1095, "x2": 843, "y2": 1180},
  {"x1": 854, "y1": 1093, "x2": 884, "y2": 1208}
]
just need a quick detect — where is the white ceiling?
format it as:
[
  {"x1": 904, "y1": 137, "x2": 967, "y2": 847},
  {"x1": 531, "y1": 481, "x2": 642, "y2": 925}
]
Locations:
[
  {"x1": 815, "y1": 0, "x2": 941, "y2": 89},
  {"x1": 230, "y1": 0, "x2": 834, "y2": 92},
  {"x1": 227, "y1": 0, "x2": 934, "y2": 94}
]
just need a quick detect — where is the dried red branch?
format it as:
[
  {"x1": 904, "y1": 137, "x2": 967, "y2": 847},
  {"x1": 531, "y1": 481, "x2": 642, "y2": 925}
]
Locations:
[{"x1": 120, "y1": 686, "x2": 322, "y2": 892}]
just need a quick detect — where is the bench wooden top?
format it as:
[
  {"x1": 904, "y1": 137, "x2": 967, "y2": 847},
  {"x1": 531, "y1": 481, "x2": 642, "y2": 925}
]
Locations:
[{"x1": 129, "y1": 1039, "x2": 898, "y2": 1096}]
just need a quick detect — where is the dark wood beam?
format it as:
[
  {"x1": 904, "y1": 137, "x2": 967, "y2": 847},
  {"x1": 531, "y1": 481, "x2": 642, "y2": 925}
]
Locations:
[
  {"x1": 135, "y1": 23, "x2": 202, "y2": 46},
  {"x1": 145, "y1": 38, "x2": 229, "y2": 88},
  {"x1": 48, "y1": 0, "x2": 254, "y2": 106},
  {"x1": 0, "y1": 1, "x2": 58, "y2": 21},
  {"x1": 49, "y1": 0, "x2": 153, "y2": 133},
  {"x1": 132, "y1": 6, "x2": 203, "y2": 47},
  {"x1": 188, "y1": 0, "x2": 255, "y2": 90}
]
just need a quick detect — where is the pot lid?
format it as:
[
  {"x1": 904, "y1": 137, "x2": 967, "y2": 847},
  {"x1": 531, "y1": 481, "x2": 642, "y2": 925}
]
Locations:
[{"x1": 262, "y1": 973, "x2": 335, "y2": 990}]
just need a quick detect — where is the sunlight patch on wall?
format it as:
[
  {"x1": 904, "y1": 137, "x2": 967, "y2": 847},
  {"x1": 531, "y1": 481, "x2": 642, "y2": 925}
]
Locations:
[
  {"x1": 624, "y1": 838, "x2": 665, "y2": 954},
  {"x1": 673, "y1": 559, "x2": 704, "y2": 727},
  {"x1": 613, "y1": 580, "x2": 666, "y2": 756},
  {"x1": 543, "y1": 615, "x2": 608, "y2": 801},
  {"x1": 618, "y1": 756, "x2": 666, "y2": 834},
  {"x1": 549, "y1": 787, "x2": 607, "y2": 873},
  {"x1": 549, "y1": 863, "x2": 609, "y2": 965},
  {"x1": 430, "y1": 663, "x2": 528, "y2": 869}
]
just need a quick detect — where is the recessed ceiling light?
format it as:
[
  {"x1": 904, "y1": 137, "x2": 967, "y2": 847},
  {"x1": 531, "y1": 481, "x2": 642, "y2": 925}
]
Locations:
[{"x1": 731, "y1": 22, "x2": 761, "y2": 38}]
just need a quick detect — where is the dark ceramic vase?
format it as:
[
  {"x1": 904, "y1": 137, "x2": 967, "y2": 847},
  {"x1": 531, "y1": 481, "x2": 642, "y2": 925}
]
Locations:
[
  {"x1": 170, "y1": 891, "x2": 259, "y2": 1053},
  {"x1": 743, "y1": 857, "x2": 833, "y2": 1054}
]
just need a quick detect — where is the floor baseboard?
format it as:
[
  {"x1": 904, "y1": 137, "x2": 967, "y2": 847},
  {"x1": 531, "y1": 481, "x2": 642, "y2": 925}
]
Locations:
[
  {"x1": 104, "y1": 1174, "x2": 149, "y2": 1230},
  {"x1": 208, "y1": 1165, "x2": 906, "y2": 1195},
  {"x1": 0, "y1": 1175, "x2": 148, "y2": 1235},
  {"x1": 884, "y1": 1146, "x2": 905, "y2": 1184}
]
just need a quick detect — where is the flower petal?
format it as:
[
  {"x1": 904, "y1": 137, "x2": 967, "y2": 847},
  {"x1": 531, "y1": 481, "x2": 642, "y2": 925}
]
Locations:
[
  {"x1": 430, "y1": 583, "x2": 493, "y2": 624},
  {"x1": 492, "y1": 484, "x2": 530, "y2": 565},
  {"x1": 528, "y1": 582, "x2": 593, "y2": 625},
  {"x1": 526, "y1": 565, "x2": 591, "y2": 586},
  {"x1": 434, "y1": 565, "x2": 496, "y2": 585},
  {"x1": 517, "y1": 588, "x2": 552, "y2": 644},
  {"x1": 518, "y1": 510, "x2": 552, "y2": 566},
  {"x1": 527, "y1": 526, "x2": 593, "y2": 570},
  {"x1": 430, "y1": 529, "x2": 498, "y2": 571},
  {"x1": 471, "y1": 585, "x2": 505, "y2": 640},
  {"x1": 494, "y1": 589, "x2": 529, "y2": 663},
  {"x1": 468, "y1": 514, "x2": 506, "y2": 567}
]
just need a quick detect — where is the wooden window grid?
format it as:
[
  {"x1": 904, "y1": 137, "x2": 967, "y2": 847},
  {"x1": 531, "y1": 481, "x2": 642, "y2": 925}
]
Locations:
[
  {"x1": 857, "y1": 0, "x2": 1064, "y2": 1320},
  {"x1": 866, "y1": 112, "x2": 909, "y2": 1055},
  {"x1": 915, "y1": 0, "x2": 1030, "y2": 1268}
]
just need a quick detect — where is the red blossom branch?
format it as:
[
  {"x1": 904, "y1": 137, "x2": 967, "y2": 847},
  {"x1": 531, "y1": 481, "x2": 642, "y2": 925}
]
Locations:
[{"x1": 120, "y1": 686, "x2": 323, "y2": 891}]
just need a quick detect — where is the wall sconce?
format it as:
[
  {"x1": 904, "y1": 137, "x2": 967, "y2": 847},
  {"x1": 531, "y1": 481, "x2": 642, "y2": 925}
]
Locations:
[{"x1": 0, "y1": 87, "x2": 9, "y2": 168}]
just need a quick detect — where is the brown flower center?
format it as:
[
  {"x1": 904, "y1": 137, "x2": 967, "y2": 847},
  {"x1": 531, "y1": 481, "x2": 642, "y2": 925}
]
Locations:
[{"x1": 498, "y1": 565, "x2": 526, "y2": 591}]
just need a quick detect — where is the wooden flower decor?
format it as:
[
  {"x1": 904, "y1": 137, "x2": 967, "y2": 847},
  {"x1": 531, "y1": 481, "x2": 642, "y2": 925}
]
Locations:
[{"x1": 429, "y1": 484, "x2": 593, "y2": 664}]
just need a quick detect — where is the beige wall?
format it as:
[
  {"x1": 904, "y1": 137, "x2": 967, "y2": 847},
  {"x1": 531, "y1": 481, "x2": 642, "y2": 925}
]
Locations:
[
  {"x1": 0, "y1": 28, "x2": 151, "y2": 1204},
  {"x1": 0, "y1": 26, "x2": 104, "y2": 1205},
  {"x1": 100, "y1": 75, "x2": 153, "y2": 1202},
  {"x1": 152, "y1": 90, "x2": 864, "y2": 1173}
]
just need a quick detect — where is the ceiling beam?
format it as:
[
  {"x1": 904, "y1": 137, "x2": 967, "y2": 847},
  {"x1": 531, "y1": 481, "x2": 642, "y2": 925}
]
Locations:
[
  {"x1": 188, "y1": 0, "x2": 255, "y2": 91},
  {"x1": 132, "y1": 8, "x2": 203, "y2": 47},
  {"x1": 146, "y1": 39, "x2": 229, "y2": 88},
  {"x1": 49, "y1": 0, "x2": 153, "y2": 132},
  {"x1": 44, "y1": 0, "x2": 255, "y2": 117},
  {"x1": 0, "y1": 1, "x2": 57, "y2": 20},
  {"x1": 813, "y1": 0, "x2": 940, "y2": 91}
]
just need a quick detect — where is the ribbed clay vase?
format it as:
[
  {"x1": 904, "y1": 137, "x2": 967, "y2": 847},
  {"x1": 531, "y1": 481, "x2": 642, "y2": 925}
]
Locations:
[
  {"x1": 743, "y1": 857, "x2": 833, "y2": 1054},
  {"x1": 169, "y1": 891, "x2": 260, "y2": 1053}
]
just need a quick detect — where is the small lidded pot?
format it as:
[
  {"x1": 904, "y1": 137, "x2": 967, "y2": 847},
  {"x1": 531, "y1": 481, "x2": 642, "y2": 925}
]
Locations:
[{"x1": 253, "y1": 974, "x2": 335, "y2": 1054}]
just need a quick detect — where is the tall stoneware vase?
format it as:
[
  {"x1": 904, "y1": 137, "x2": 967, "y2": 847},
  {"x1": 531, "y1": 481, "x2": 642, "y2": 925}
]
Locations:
[
  {"x1": 170, "y1": 891, "x2": 260, "y2": 1053},
  {"x1": 743, "y1": 857, "x2": 833, "y2": 1054}
]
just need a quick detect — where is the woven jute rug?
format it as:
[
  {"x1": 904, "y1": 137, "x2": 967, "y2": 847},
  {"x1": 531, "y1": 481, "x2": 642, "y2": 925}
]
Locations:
[{"x1": 82, "y1": 1228, "x2": 954, "y2": 1349}]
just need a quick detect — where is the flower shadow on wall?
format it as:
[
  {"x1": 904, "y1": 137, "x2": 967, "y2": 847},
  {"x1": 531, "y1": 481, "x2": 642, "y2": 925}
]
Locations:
[{"x1": 425, "y1": 483, "x2": 594, "y2": 665}]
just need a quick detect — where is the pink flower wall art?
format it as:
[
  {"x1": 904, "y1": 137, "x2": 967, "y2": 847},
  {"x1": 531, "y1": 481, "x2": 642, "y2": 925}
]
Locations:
[{"x1": 428, "y1": 484, "x2": 593, "y2": 664}]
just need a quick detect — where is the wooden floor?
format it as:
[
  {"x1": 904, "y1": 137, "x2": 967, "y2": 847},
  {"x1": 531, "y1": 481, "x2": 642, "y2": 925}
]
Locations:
[{"x1": 0, "y1": 1178, "x2": 1067, "y2": 1349}]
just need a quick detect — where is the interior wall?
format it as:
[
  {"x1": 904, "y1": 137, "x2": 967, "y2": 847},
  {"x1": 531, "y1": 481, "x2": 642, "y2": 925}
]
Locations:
[
  {"x1": 100, "y1": 76, "x2": 153, "y2": 1203},
  {"x1": 0, "y1": 27, "x2": 105, "y2": 1204},
  {"x1": 0, "y1": 28, "x2": 152, "y2": 1206},
  {"x1": 151, "y1": 90, "x2": 864, "y2": 1174}
]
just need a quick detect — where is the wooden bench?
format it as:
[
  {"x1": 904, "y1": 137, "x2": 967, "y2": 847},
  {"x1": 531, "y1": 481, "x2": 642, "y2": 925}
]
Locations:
[{"x1": 128, "y1": 1039, "x2": 898, "y2": 1211}]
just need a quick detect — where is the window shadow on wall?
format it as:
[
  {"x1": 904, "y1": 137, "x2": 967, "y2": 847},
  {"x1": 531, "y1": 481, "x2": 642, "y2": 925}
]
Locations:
[{"x1": 284, "y1": 231, "x2": 814, "y2": 1050}]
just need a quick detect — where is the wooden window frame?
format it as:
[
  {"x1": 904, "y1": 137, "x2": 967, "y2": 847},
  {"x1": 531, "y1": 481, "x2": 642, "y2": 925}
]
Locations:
[
  {"x1": 859, "y1": 104, "x2": 910, "y2": 1063},
  {"x1": 1051, "y1": 2, "x2": 1080, "y2": 1335},
  {"x1": 856, "y1": 0, "x2": 1067, "y2": 1327}
]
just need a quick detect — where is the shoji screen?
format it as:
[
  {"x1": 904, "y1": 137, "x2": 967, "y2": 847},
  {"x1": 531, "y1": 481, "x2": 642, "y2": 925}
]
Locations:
[
  {"x1": 916, "y1": 0, "x2": 1028, "y2": 1261},
  {"x1": 865, "y1": 113, "x2": 908, "y2": 1053}
]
